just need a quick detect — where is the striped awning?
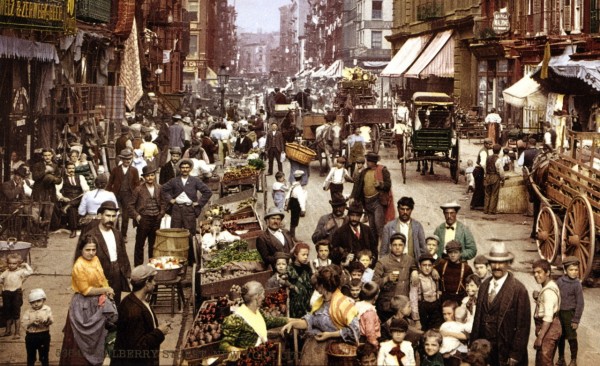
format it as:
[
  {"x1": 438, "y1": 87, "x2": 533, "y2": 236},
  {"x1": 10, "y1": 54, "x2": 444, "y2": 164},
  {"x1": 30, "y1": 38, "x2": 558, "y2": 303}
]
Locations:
[
  {"x1": 380, "y1": 34, "x2": 430, "y2": 77},
  {"x1": 404, "y1": 30, "x2": 454, "y2": 79}
]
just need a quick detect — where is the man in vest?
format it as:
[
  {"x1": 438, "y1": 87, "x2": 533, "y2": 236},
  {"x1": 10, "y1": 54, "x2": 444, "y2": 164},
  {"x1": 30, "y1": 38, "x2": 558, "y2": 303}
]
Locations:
[
  {"x1": 532, "y1": 259, "x2": 562, "y2": 365},
  {"x1": 107, "y1": 148, "x2": 140, "y2": 240},
  {"x1": 57, "y1": 161, "x2": 90, "y2": 238},
  {"x1": 483, "y1": 144, "x2": 505, "y2": 215},
  {"x1": 381, "y1": 196, "x2": 426, "y2": 259}
]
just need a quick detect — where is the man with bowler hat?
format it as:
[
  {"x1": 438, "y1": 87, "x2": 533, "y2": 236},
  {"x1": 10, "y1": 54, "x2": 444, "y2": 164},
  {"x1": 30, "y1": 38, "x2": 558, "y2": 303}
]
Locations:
[
  {"x1": 311, "y1": 196, "x2": 348, "y2": 244},
  {"x1": 234, "y1": 127, "x2": 253, "y2": 155},
  {"x1": 350, "y1": 151, "x2": 392, "y2": 243},
  {"x1": 256, "y1": 207, "x2": 294, "y2": 270},
  {"x1": 159, "y1": 147, "x2": 181, "y2": 184},
  {"x1": 129, "y1": 165, "x2": 166, "y2": 266},
  {"x1": 107, "y1": 148, "x2": 140, "y2": 240},
  {"x1": 471, "y1": 242, "x2": 530, "y2": 366},
  {"x1": 330, "y1": 201, "x2": 377, "y2": 266},
  {"x1": 79, "y1": 201, "x2": 131, "y2": 305},
  {"x1": 433, "y1": 201, "x2": 477, "y2": 261}
]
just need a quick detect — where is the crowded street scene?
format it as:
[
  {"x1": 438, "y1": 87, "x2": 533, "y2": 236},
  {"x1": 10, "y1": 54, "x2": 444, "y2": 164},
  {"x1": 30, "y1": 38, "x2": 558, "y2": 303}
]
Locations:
[{"x1": 1, "y1": 0, "x2": 600, "y2": 365}]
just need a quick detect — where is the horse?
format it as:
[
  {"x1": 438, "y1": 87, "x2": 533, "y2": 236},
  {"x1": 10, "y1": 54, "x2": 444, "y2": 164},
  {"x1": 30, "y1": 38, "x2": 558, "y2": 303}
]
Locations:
[{"x1": 313, "y1": 122, "x2": 343, "y2": 176}]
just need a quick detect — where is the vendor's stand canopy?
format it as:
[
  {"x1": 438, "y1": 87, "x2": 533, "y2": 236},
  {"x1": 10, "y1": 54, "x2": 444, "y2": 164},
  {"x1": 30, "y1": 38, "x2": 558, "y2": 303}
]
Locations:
[
  {"x1": 404, "y1": 30, "x2": 454, "y2": 79},
  {"x1": 311, "y1": 65, "x2": 326, "y2": 78},
  {"x1": 380, "y1": 34, "x2": 431, "y2": 77},
  {"x1": 322, "y1": 60, "x2": 344, "y2": 78},
  {"x1": 502, "y1": 73, "x2": 547, "y2": 107}
]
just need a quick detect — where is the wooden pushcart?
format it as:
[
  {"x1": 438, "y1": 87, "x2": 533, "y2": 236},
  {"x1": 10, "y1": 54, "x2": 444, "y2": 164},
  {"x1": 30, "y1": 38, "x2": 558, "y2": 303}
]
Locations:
[{"x1": 529, "y1": 131, "x2": 600, "y2": 282}]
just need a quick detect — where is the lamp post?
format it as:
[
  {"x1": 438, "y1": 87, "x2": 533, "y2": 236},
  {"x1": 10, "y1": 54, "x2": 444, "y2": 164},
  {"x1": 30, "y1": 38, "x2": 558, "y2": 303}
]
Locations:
[{"x1": 217, "y1": 64, "x2": 229, "y2": 118}]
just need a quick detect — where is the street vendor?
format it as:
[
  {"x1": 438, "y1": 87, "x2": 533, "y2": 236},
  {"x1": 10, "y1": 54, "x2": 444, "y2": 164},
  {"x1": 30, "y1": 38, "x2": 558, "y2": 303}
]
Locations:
[
  {"x1": 219, "y1": 281, "x2": 289, "y2": 361},
  {"x1": 201, "y1": 218, "x2": 240, "y2": 252}
]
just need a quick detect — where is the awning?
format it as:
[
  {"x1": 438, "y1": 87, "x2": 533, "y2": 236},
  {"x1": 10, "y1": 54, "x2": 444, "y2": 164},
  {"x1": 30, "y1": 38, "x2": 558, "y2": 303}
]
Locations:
[
  {"x1": 205, "y1": 67, "x2": 218, "y2": 87},
  {"x1": 532, "y1": 45, "x2": 600, "y2": 93},
  {"x1": 502, "y1": 73, "x2": 546, "y2": 107},
  {"x1": 0, "y1": 35, "x2": 59, "y2": 63},
  {"x1": 322, "y1": 60, "x2": 344, "y2": 78},
  {"x1": 311, "y1": 65, "x2": 326, "y2": 78},
  {"x1": 362, "y1": 61, "x2": 388, "y2": 68},
  {"x1": 380, "y1": 35, "x2": 431, "y2": 77},
  {"x1": 404, "y1": 30, "x2": 454, "y2": 78}
]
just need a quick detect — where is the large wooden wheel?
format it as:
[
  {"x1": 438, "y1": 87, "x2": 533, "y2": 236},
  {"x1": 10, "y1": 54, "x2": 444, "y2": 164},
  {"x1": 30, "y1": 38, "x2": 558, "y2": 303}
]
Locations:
[
  {"x1": 536, "y1": 205, "x2": 561, "y2": 264},
  {"x1": 561, "y1": 195, "x2": 596, "y2": 281}
]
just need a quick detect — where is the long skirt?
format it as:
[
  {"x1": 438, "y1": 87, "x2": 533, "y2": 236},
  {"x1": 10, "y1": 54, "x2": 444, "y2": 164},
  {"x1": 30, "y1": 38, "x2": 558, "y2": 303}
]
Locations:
[{"x1": 470, "y1": 166, "x2": 485, "y2": 209}]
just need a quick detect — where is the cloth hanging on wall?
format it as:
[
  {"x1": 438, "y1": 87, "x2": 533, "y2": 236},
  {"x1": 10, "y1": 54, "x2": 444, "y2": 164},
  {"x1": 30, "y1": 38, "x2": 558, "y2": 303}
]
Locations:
[{"x1": 118, "y1": 20, "x2": 143, "y2": 110}]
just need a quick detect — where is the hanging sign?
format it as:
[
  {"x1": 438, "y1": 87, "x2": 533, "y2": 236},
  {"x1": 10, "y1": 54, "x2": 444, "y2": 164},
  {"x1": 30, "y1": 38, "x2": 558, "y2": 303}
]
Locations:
[
  {"x1": 492, "y1": 11, "x2": 510, "y2": 35},
  {"x1": 0, "y1": 0, "x2": 76, "y2": 33}
]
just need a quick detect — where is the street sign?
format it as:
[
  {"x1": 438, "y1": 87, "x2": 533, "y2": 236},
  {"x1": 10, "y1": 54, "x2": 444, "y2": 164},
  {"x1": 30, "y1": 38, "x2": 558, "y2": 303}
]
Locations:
[{"x1": 492, "y1": 11, "x2": 510, "y2": 35}]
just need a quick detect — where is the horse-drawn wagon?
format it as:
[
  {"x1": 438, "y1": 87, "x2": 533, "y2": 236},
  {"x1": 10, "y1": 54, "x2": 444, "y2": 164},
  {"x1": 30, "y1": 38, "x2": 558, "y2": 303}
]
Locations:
[
  {"x1": 399, "y1": 92, "x2": 460, "y2": 184},
  {"x1": 528, "y1": 131, "x2": 600, "y2": 283}
]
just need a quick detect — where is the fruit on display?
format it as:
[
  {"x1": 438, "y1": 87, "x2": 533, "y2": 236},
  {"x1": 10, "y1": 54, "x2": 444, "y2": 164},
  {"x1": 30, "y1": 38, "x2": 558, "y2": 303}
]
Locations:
[
  {"x1": 204, "y1": 240, "x2": 262, "y2": 269},
  {"x1": 200, "y1": 269, "x2": 253, "y2": 284},
  {"x1": 222, "y1": 166, "x2": 259, "y2": 183},
  {"x1": 205, "y1": 204, "x2": 230, "y2": 220},
  {"x1": 236, "y1": 197, "x2": 257, "y2": 210},
  {"x1": 262, "y1": 288, "x2": 288, "y2": 317},
  {"x1": 233, "y1": 342, "x2": 279, "y2": 366},
  {"x1": 148, "y1": 256, "x2": 182, "y2": 270}
]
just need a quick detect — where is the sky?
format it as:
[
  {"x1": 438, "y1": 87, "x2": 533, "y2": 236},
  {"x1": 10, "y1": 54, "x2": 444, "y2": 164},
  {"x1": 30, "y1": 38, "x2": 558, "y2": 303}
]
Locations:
[{"x1": 231, "y1": 0, "x2": 290, "y2": 33}]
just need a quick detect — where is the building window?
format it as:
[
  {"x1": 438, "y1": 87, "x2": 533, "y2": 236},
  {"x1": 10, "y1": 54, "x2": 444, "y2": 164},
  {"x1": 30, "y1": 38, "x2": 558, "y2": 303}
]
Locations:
[
  {"x1": 372, "y1": 0, "x2": 382, "y2": 19},
  {"x1": 371, "y1": 31, "x2": 382, "y2": 49},
  {"x1": 189, "y1": 35, "x2": 198, "y2": 56},
  {"x1": 188, "y1": 0, "x2": 198, "y2": 21},
  {"x1": 477, "y1": 59, "x2": 508, "y2": 116}
]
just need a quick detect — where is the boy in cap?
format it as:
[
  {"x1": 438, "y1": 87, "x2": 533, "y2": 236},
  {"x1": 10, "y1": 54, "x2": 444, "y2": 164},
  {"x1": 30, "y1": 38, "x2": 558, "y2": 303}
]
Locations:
[
  {"x1": 378, "y1": 317, "x2": 416, "y2": 366},
  {"x1": 473, "y1": 255, "x2": 491, "y2": 280},
  {"x1": 22, "y1": 288, "x2": 53, "y2": 366},
  {"x1": 434, "y1": 240, "x2": 474, "y2": 305},
  {"x1": 410, "y1": 253, "x2": 443, "y2": 331},
  {"x1": 107, "y1": 148, "x2": 141, "y2": 239},
  {"x1": 555, "y1": 256, "x2": 584, "y2": 366},
  {"x1": 284, "y1": 170, "x2": 307, "y2": 239}
]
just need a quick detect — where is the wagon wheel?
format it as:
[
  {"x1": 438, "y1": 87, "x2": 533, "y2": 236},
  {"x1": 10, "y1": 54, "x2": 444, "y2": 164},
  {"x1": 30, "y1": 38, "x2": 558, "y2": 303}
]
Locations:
[
  {"x1": 371, "y1": 124, "x2": 380, "y2": 154},
  {"x1": 561, "y1": 195, "x2": 596, "y2": 281},
  {"x1": 536, "y1": 205, "x2": 561, "y2": 264},
  {"x1": 401, "y1": 133, "x2": 407, "y2": 184}
]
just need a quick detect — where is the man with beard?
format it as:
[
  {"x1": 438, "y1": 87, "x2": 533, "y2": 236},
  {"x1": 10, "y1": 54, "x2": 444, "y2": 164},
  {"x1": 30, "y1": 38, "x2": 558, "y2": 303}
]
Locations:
[
  {"x1": 433, "y1": 202, "x2": 477, "y2": 261},
  {"x1": 381, "y1": 196, "x2": 426, "y2": 259},
  {"x1": 79, "y1": 201, "x2": 131, "y2": 305},
  {"x1": 471, "y1": 242, "x2": 530, "y2": 366},
  {"x1": 256, "y1": 207, "x2": 295, "y2": 270},
  {"x1": 159, "y1": 147, "x2": 182, "y2": 184},
  {"x1": 311, "y1": 197, "x2": 348, "y2": 245},
  {"x1": 330, "y1": 201, "x2": 377, "y2": 266}
]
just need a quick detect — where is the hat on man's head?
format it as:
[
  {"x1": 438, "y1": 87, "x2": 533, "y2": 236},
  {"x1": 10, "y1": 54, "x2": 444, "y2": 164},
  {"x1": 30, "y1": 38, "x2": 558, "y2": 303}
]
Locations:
[
  {"x1": 484, "y1": 242, "x2": 514, "y2": 262},
  {"x1": 97, "y1": 201, "x2": 119, "y2": 214},
  {"x1": 418, "y1": 253, "x2": 435, "y2": 264},
  {"x1": 329, "y1": 197, "x2": 347, "y2": 207},
  {"x1": 169, "y1": 147, "x2": 182, "y2": 155},
  {"x1": 131, "y1": 264, "x2": 158, "y2": 283},
  {"x1": 172, "y1": 114, "x2": 182, "y2": 120},
  {"x1": 346, "y1": 201, "x2": 364, "y2": 215},
  {"x1": 389, "y1": 317, "x2": 409, "y2": 332},
  {"x1": 14, "y1": 165, "x2": 28, "y2": 178},
  {"x1": 562, "y1": 256, "x2": 580, "y2": 268},
  {"x1": 264, "y1": 207, "x2": 285, "y2": 220},
  {"x1": 142, "y1": 164, "x2": 157, "y2": 176},
  {"x1": 440, "y1": 201, "x2": 461, "y2": 212},
  {"x1": 474, "y1": 255, "x2": 489, "y2": 265},
  {"x1": 178, "y1": 159, "x2": 193, "y2": 168},
  {"x1": 239, "y1": 127, "x2": 248, "y2": 133},
  {"x1": 445, "y1": 240, "x2": 462, "y2": 252},
  {"x1": 118, "y1": 148, "x2": 134, "y2": 159},
  {"x1": 293, "y1": 170, "x2": 304, "y2": 178},
  {"x1": 365, "y1": 152, "x2": 380, "y2": 163},
  {"x1": 120, "y1": 125, "x2": 130, "y2": 134},
  {"x1": 425, "y1": 234, "x2": 440, "y2": 243},
  {"x1": 182, "y1": 116, "x2": 192, "y2": 124}
]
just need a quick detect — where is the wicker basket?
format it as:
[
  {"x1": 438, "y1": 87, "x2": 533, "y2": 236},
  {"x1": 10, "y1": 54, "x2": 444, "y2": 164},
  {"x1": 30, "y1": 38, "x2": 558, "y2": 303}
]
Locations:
[{"x1": 285, "y1": 143, "x2": 316, "y2": 165}]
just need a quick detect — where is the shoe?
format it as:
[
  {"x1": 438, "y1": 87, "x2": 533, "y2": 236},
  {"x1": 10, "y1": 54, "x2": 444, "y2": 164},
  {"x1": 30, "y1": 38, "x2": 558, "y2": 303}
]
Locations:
[
  {"x1": 568, "y1": 360, "x2": 577, "y2": 366},
  {"x1": 70, "y1": 231, "x2": 77, "y2": 238},
  {"x1": 555, "y1": 358, "x2": 566, "y2": 366}
]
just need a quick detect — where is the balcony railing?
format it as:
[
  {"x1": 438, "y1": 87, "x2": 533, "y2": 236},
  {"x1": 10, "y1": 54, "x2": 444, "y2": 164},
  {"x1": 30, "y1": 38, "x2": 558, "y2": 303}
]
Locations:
[{"x1": 417, "y1": 1, "x2": 443, "y2": 21}]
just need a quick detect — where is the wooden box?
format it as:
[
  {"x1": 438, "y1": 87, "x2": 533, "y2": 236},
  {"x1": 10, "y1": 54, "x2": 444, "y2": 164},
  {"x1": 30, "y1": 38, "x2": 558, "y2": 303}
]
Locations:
[{"x1": 199, "y1": 270, "x2": 272, "y2": 299}]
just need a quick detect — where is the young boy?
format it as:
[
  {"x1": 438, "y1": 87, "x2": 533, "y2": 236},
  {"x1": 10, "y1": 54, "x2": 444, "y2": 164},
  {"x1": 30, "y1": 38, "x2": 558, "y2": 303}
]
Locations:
[
  {"x1": 421, "y1": 329, "x2": 444, "y2": 366},
  {"x1": 357, "y1": 249, "x2": 375, "y2": 282},
  {"x1": 323, "y1": 156, "x2": 353, "y2": 201},
  {"x1": 409, "y1": 253, "x2": 443, "y2": 331},
  {"x1": 532, "y1": 259, "x2": 561, "y2": 366},
  {"x1": 425, "y1": 235, "x2": 441, "y2": 263},
  {"x1": 556, "y1": 256, "x2": 585, "y2": 366},
  {"x1": 342, "y1": 278, "x2": 362, "y2": 301},
  {"x1": 355, "y1": 281, "x2": 381, "y2": 347},
  {"x1": 311, "y1": 240, "x2": 332, "y2": 272},
  {"x1": 265, "y1": 252, "x2": 291, "y2": 290},
  {"x1": 473, "y1": 255, "x2": 490, "y2": 280},
  {"x1": 465, "y1": 159, "x2": 475, "y2": 193},
  {"x1": 439, "y1": 303, "x2": 470, "y2": 357},
  {"x1": 0, "y1": 253, "x2": 33, "y2": 338},
  {"x1": 374, "y1": 232, "x2": 417, "y2": 322},
  {"x1": 356, "y1": 342, "x2": 378, "y2": 366},
  {"x1": 434, "y1": 240, "x2": 473, "y2": 305},
  {"x1": 378, "y1": 318, "x2": 416, "y2": 366},
  {"x1": 22, "y1": 288, "x2": 53, "y2": 366},
  {"x1": 381, "y1": 295, "x2": 422, "y2": 346}
]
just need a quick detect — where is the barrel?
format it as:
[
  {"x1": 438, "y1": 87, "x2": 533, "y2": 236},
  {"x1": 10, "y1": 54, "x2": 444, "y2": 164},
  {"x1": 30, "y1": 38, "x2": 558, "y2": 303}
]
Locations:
[{"x1": 154, "y1": 229, "x2": 190, "y2": 259}]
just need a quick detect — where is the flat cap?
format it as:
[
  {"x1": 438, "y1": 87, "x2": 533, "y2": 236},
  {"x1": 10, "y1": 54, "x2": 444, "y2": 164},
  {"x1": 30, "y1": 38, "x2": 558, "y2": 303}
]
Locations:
[{"x1": 131, "y1": 264, "x2": 158, "y2": 282}]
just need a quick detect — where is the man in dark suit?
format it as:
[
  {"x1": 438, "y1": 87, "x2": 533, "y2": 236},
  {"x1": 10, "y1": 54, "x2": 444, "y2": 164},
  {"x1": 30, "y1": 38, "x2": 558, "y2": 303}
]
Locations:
[
  {"x1": 471, "y1": 242, "x2": 531, "y2": 366},
  {"x1": 107, "y1": 148, "x2": 140, "y2": 239},
  {"x1": 1, "y1": 165, "x2": 27, "y2": 211},
  {"x1": 115, "y1": 125, "x2": 132, "y2": 157},
  {"x1": 234, "y1": 127, "x2": 253, "y2": 155},
  {"x1": 311, "y1": 197, "x2": 348, "y2": 245},
  {"x1": 129, "y1": 165, "x2": 166, "y2": 266},
  {"x1": 159, "y1": 147, "x2": 181, "y2": 184},
  {"x1": 112, "y1": 264, "x2": 170, "y2": 366},
  {"x1": 31, "y1": 148, "x2": 62, "y2": 225},
  {"x1": 161, "y1": 159, "x2": 212, "y2": 263},
  {"x1": 256, "y1": 207, "x2": 294, "y2": 270},
  {"x1": 265, "y1": 122, "x2": 285, "y2": 175},
  {"x1": 433, "y1": 201, "x2": 477, "y2": 261},
  {"x1": 330, "y1": 201, "x2": 377, "y2": 266},
  {"x1": 80, "y1": 201, "x2": 131, "y2": 305}
]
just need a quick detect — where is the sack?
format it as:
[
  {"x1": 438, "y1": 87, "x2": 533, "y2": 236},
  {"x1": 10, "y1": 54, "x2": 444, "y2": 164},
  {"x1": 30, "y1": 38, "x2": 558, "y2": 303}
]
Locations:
[
  {"x1": 323, "y1": 181, "x2": 331, "y2": 191},
  {"x1": 280, "y1": 152, "x2": 287, "y2": 163},
  {"x1": 160, "y1": 214, "x2": 172, "y2": 229}
]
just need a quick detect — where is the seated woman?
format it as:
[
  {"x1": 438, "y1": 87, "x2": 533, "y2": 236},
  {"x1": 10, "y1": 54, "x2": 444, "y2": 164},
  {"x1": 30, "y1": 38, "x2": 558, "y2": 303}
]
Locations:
[
  {"x1": 201, "y1": 218, "x2": 240, "y2": 252},
  {"x1": 219, "y1": 281, "x2": 289, "y2": 361},
  {"x1": 60, "y1": 235, "x2": 118, "y2": 366},
  {"x1": 282, "y1": 265, "x2": 360, "y2": 365}
]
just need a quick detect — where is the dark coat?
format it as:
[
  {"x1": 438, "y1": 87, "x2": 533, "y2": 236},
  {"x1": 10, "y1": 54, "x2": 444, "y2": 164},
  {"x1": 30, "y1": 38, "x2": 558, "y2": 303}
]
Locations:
[
  {"x1": 311, "y1": 213, "x2": 347, "y2": 244},
  {"x1": 330, "y1": 222, "x2": 378, "y2": 265},
  {"x1": 265, "y1": 131, "x2": 285, "y2": 154},
  {"x1": 129, "y1": 183, "x2": 167, "y2": 218},
  {"x1": 350, "y1": 164, "x2": 391, "y2": 204},
  {"x1": 160, "y1": 176, "x2": 212, "y2": 217},
  {"x1": 111, "y1": 293, "x2": 165, "y2": 366},
  {"x1": 234, "y1": 136, "x2": 253, "y2": 154},
  {"x1": 79, "y1": 223, "x2": 132, "y2": 293},
  {"x1": 31, "y1": 162, "x2": 62, "y2": 202},
  {"x1": 256, "y1": 229, "x2": 294, "y2": 270},
  {"x1": 1, "y1": 179, "x2": 25, "y2": 202},
  {"x1": 159, "y1": 161, "x2": 178, "y2": 185},
  {"x1": 471, "y1": 272, "x2": 531, "y2": 366},
  {"x1": 107, "y1": 165, "x2": 140, "y2": 197}
]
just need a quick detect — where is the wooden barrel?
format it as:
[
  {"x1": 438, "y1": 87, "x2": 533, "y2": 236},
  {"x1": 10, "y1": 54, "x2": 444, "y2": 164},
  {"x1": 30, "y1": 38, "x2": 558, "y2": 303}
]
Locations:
[
  {"x1": 154, "y1": 229, "x2": 190, "y2": 259},
  {"x1": 497, "y1": 173, "x2": 529, "y2": 214}
]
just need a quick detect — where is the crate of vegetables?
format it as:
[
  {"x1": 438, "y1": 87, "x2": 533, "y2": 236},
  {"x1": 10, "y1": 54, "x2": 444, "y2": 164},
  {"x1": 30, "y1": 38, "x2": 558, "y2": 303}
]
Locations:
[{"x1": 182, "y1": 297, "x2": 229, "y2": 360}]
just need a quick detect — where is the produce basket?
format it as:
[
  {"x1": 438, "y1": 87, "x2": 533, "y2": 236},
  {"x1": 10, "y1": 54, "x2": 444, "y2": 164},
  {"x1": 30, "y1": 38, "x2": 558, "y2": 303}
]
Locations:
[
  {"x1": 285, "y1": 143, "x2": 316, "y2": 165},
  {"x1": 148, "y1": 256, "x2": 186, "y2": 282}
]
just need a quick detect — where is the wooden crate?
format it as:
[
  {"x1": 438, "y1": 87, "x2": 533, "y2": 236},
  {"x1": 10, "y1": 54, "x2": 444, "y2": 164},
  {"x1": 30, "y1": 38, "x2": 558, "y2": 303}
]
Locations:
[
  {"x1": 181, "y1": 300, "x2": 225, "y2": 361},
  {"x1": 199, "y1": 270, "x2": 272, "y2": 298}
]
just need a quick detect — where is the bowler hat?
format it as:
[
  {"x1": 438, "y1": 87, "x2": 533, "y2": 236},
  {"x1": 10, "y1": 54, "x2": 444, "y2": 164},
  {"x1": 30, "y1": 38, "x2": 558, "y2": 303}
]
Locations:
[
  {"x1": 445, "y1": 240, "x2": 462, "y2": 252},
  {"x1": 329, "y1": 197, "x2": 347, "y2": 207},
  {"x1": 346, "y1": 201, "x2": 364, "y2": 214},
  {"x1": 440, "y1": 201, "x2": 461, "y2": 211},
  {"x1": 118, "y1": 148, "x2": 134, "y2": 159},
  {"x1": 484, "y1": 242, "x2": 514, "y2": 262},
  {"x1": 264, "y1": 207, "x2": 285, "y2": 220},
  {"x1": 562, "y1": 256, "x2": 580, "y2": 268},
  {"x1": 365, "y1": 152, "x2": 380, "y2": 163},
  {"x1": 97, "y1": 201, "x2": 119, "y2": 214},
  {"x1": 142, "y1": 164, "x2": 157, "y2": 176}
]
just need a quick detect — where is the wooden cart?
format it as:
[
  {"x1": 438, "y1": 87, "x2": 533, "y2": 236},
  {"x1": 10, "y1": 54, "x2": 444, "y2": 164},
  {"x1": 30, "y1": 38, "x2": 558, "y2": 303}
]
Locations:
[{"x1": 529, "y1": 131, "x2": 600, "y2": 282}]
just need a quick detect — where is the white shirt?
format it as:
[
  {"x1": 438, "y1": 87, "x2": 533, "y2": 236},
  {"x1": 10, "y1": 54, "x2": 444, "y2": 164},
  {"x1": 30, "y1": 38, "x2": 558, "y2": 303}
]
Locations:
[
  {"x1": 78, "y1": 189, "x2": 119, "y2": 215},
  {"x1": 377, "y1": 339, "x2": 416, "y2": 366},
  {"x1": 324, "y1": 166, "x2": 350, "y2": 185},
  {"x1": 100, "y1": 228, "x2": 118, "y2": 262},
  {"x1": 56, "y1": 175, "x2": 90, "y2": 201},
  {"x1": 268, "y1": 228, "x2": 285, "y2": 246},
  {"x1": 285, "y1": 182, "x2": 307, "y2": 211},
  {"x1": 397, "y1": 220, "x2": 410, "y2": 254},
  {"x1": 485, "y1": 113, "x2": 502, "y2": 124},
  {"x1": 489, "y1": 273, "x2": 508, "y2": 296},
  {"x1": 444, "y1": 223, "x2": 456, "y2": 245}
]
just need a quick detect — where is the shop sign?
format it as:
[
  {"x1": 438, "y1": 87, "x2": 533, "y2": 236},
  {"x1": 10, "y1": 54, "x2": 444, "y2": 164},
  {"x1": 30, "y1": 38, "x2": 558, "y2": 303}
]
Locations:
[
  {"x1": 492, "y1": 11, "x2": 510, "y2": 35},
  {"x1": 0, "y1": 0, "x2": 76, "y2": 33}
]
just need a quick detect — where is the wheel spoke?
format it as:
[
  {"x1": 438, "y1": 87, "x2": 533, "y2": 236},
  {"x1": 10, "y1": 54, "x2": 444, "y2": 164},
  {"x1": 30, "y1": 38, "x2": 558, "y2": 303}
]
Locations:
[{"x1": 578, "y1": 244, "x2": 590, "y2": 259}]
